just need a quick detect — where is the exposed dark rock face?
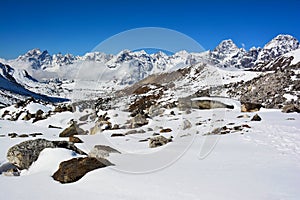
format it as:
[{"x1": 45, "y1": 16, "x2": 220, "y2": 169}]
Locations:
[
  {"x1": 52, "y1": 157, "x2": 111, "y2": 184},
  {"x1": 7, "y1": 139, "x2": 86, "y2": 169}
]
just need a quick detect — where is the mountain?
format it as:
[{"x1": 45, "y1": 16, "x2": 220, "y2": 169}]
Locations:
[{"x1": 0, "y1": 62, "x2": 68, "y2": 106}]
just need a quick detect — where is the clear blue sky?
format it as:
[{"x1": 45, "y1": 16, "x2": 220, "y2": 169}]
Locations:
[{"x1": 1, "y1": 0, "x2": 300, "y2": 59}]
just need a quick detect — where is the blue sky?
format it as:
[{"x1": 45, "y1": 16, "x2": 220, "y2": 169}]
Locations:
[{"x1": 0, "y1": 0, "x2": 300, "y2": 59}]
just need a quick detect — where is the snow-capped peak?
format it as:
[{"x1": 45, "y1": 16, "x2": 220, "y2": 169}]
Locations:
[
  {"x1": 213, "y1": 39, "x2": 242, "y2": 55},
  {"x1": 263, "y1": 34, "x2": 299, "y2": 50}
]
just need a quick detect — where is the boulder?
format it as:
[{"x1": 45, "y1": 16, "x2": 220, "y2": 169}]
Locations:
[
  {"x1": 130, "y1": 113, "x2": 148, "y2": 128},
  {"x1": 241, "y1": 102, "x2": 262, "y2": 112},
  {"x1": 7, "y1": 139, "x2": 86, "y2": 169},
  {"x1": 251, "y1": 114, "x2": 262, "y2": 121},
  {"x1": 88, "y1": 145, "x2": 121, "y2": 160},
  {"x1": 149, "y1": 136, "x2": 172, "y2": 148},
  {"x1": 52, "y1": 157, "x2": 111, "y2": 184},
  {"x1": 160, "y1": 128, "x2": 172, "y2": 133},
  {"x1": 59, "y1": 121, "x2": 86, "y2": 137},
  {"x1": 69, "y1": 136, "x2": 83, "y2": 143},
  {"x1": 182, "y1": 119, "x2": 192, "y2": 130},
  {"x1": 282, "y1": 104, "x2": 300, "y2": 113}
]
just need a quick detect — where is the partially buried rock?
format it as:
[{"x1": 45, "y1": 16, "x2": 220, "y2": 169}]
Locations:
[
  {"x1": 88, "y1": 145, "x2": 121, "y2": 160},
  {"x1": 149, "y1": 136, "x2": 172, "y2": 148},
  {"x1": 282, "y1": 104, "x2": 300, "y2": 113},
  {"x1": 241, "y1": 102, "x2": 262, "y2": 112},
  {"x1": 111, "y1": 133, "x2": 125, "y2": 137},
  {"x1": 7, "y1": 139, "x2": 86, "y2": 170},
  {"x1": 160, "y1": 128, "x2": 172, "y2": 133},
  {"x1": 52, "y1": 157, "x2": 111, "y2": 184},
  {"x1": 69, "y1": 136, "x2": 83, "y2": 143},
  {"x1": 251, "y1": 114, "x2": 262, "y2": 121},
  {"x1": 130, "y1": 113, "x2": 148, "y2": 128},
  {"x1": 59, "y1": 121, "x2": 86, "y2": 137},
  {"x1": 182, "y1": 119, "x2": 192, "y2": 130}
]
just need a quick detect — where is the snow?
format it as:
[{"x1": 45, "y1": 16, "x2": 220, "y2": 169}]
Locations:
[
  {"x1": 1, "y1": 102, "x2": 300, "y2": 199},
  {"x1": 286, "y1": 48, "x2": 300, "y2": 65}
]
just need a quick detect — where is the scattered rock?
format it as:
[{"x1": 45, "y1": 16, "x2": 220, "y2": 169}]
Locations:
[
  {"x1": 7, "y1": 139, "x2": 86, "y2": 169},
  {"x1": 152, "y1": 133, "x2": 160, "y2": 136},
  {"x1": 137, "y1": 129, "x2": 146, "y2": 133},
  {"x1": 170, "y1": 111, "x2": 176, "y2": 115},
  {"x1": 79, "y1": 114, "x2": 90, "y2": 122},
  {"x1": 111, "y1": 133, "x2": 125, "y2": 137},
  {"x1": 237, "y1": 114, "x2": 250, "y2": 118},
  {"x1": 125, "y1": 130, "x2": 138, "y2": 135},
  {"x1": 130, "y1": 113, "x2": 148, "y2": 128},
  {"x1": 29, "y1": 133, "x2": 43, "y2": 137},
  {"x1": 242, "y1": 124, "x2": 251, "y2": 128},
  {"x1": 251, "y1": 114, "x2": 262, "y2": 121},
  {"x1": 88, "y1": 145, "x2": 121, "y2": 160},
  {"x1": 286, "y1": 118, "x2": 295, "y2": 120},
  {"x1": 69, "y1": 136, "x2": 83, "y2": 143},
  {"x1": 178, "y1": 97, "x2": 234, "y2": 111},
  {"x1": 241, "y1": 102, "x2": 262, "y2": 112},
  {"x1": 139, "y1": 138, "x2": 149, "y2": 142},
  {"x1": 282, "y1": 104, "x2": 300, "y2": 113},
  {"x1": 160, "y1": 128, "x2": 172, "y2": 133},
  {"x1": 182, "y1": 119, "x2": 192, "y2": 130},
  {"x1": 54, "y1": 104, "x2": 74, "y2": 113},
  {"x1": 112, "y1": 124, "x2": 120, "y2": 129},
  {"x1": 18, "y1": 134, "x2": 29, "y2": 138},
  {"x1": 59, "y1": 121, "x2": 86, "y2": 137},
  {"x1": 147, "y1": 127, "x2": 154, "y2": 131},
  {"x1": 48, "y1": 125, "x2": 63, "y2": 129},
  {"x1": 52, "y1": 157, "x2": 111, "y2": 184},
  {"x1": 180, "y1": 133, "x2": 191, "y2": 138},
  {"x1": 8, "y1": 133, "x2": 18, "y2": 138},
  {"x1": 149, "y1": 136, "x2": 172, "y2": 148}
]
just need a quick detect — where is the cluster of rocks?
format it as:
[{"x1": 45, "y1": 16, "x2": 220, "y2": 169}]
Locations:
[
  {"x1": 227, "y1": 64, "x2": 299, "y2": 110},
  {"x1": 2, "y1": 138, "x2": 121, "y2": 183},
  {"x1": 1, "y1": 97, "x2": 74, "y2": 122}
]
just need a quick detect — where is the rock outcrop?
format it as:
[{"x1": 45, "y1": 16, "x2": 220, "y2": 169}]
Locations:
[{"x1": 6, "y1": 139, "x2": 86, "y2": 169}]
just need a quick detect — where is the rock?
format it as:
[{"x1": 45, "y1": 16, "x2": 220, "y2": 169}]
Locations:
[
  {"x1": 147, "y1": 127, "x2": 154, "y2": 131},
  {"x1": 125, "y1": 129, "x2": 138, "y2": 135},
  {"x1": 251, "y1": 114, "x2": 262, "y2": 121},
  {"x1": 139, "y1": 138, "x2": 149, "y2": 142},
  {"x1": 242, "y1": 124, "x2": 251, "y2": 128},
  {"x1": 160, "y1": 128, "x2": 172, "y2": 133},
  {"x1": 7, "y1": 139, "x2": 86, "y2": 169},
  {"x1": 69, "y1": 136, "x2": 83, "y2": 143},
  {"x1": 54, "y1": 104, "x2": 74, "y2": 113},
  {"x1": 149, "y1": 136, "x2": 172, "y2": 148},
  {"x1": 18, "y1": 134, "x2": 29, "y2": 138},
  {"x1": 178, "y1": 97, "x2": 234, "y2": 111},
  {"x1": 8, "y1": 133, "x2": 18, "y2": 138},
  {"x1": 182, "y1": 119, "x2": 192, "y2": 130},
  {"x1": 52, "y1": 157, "x2": 111, "y2": 184},
  {"x1": 111, "y1": 133, "x2": 125, "y2": 137},
  {"x1": 90, "y1": 113, "x2": 112, "y2": 134},
  {"x1": 148, "y1": 104, "x2": 165, "y2": 118},
  {"x1": 241, "y1": 102, "x2": 262, "y2": 112},
  {"x1": 282, "y1": 104, "x2": 300, "y2": 113},
  {"x1": 237, "y1": 114, "x2": 250, "y2": 118},
  {"x1": 137, "y1": 129, "x2": 146, "y2": 133},
  {"x1": 22, "y1": 111, "x2": 33, "y2": 121},
  {"x1": 59, "y1": 121, "x2": 86, "y2": 137},
  {"x1": 48, "y1": 125, "x2": 62, "y2": 129},
  {"x1": 29, "y1": 133, "x2": 43, "y2": 137},
  {"x1": 112, "y1": 124, "x2": 120, "y2": 129},
  {"x1": 0, "y1": 163, "x2": 20, "y2": 176},
  {"x1": 170, "y1": 111, "x2": 176, "y2": 115},
  {"x1": 79, "y1": 114, "x2": 90, "y2": 122},
  {"x1": 130, "y1": 113, "x2": 148, "y2": 128},
  {"x1": 88, "y1": 145, "x2": 121, "y2": 160},
  {"x1": 152, "y1": 133, "x2": 160, "y2": 136}
]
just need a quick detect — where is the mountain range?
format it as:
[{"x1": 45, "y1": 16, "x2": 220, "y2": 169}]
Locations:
[{"x1": 0, "y1": 34, "x2": 299, "y2": 106}]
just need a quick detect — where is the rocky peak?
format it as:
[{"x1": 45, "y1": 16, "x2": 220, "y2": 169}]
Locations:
[
  {"x1": 213, "y1": 39, "x2": 241, "y2": 55},
  {"x1": 263, "y1": 34, "x2": 299, "y2": 50}
]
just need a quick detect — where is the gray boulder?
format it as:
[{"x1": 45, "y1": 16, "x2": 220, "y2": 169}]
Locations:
[
  {"x1": 88, "y1": 145, "x2": 121, "y2": 160},
  {"x1": 149, "y1": 136, "x2": 172, "y2": 148},
  {"x1": 7, "y1": 139, "x2": 86, "y2": 169}
]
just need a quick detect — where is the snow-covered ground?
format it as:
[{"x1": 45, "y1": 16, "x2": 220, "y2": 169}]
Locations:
[{"x1": 0, "y1": 103, "x2": 299, "y2": 199}]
